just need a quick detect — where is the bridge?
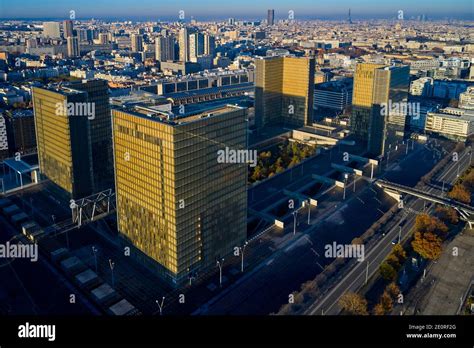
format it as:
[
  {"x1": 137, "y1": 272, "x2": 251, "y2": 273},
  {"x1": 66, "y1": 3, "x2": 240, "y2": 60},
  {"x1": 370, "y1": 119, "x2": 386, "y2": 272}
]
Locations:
[{"x1": 375, "y1": 179, "x2": 474, "y2": 225}]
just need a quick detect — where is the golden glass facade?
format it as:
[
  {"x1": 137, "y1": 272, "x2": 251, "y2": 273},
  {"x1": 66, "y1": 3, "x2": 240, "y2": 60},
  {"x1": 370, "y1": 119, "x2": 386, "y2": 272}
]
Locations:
[
  {"x1": 351, "y1": 63, "x2": 409, "y2": 156},
  {"x1": 112, "y1": 106, "x2": 247, "y2": 285},
  {"x1": 33, "y1": 80, "x2": 113, "y2": 198},
  {"x1": 255, "y1": 56, "x2": 315, "y2": 128},
  {"x1": 33, "y1": 87, "x2": 93, "y2": 198}
]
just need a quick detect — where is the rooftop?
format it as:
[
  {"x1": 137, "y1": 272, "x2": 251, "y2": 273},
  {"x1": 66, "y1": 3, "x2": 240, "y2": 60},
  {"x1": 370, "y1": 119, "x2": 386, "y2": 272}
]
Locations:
[{"x1": 114, "y1": 103, "x2": 245, "y2": 126}]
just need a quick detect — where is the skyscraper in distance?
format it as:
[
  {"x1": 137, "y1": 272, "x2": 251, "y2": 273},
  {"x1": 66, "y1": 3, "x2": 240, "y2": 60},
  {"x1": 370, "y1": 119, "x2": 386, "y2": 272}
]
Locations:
[
  {"x1": 63, "y1": 20, "x2": 74, "y2": 38},
  {"x1": 67, "y1": 36, "x2": 80, "y2": 58},
  {"x1": 155, "y1": 35, "x2": 176, "y2": 62},
  {"x1": 112, "y1": 104, "x2": 248, "y2": 286},
  {"x1": 204, "y1": 34, "x2": 216, "y2": 56},
  {"x1": 131, "y1": 33, "x2": 143, "y2": 52},
  {"x1": 267, "y1": 9, "x2": 275, "y2": 26},
  {"x1": 178, "y1": 27, "x2": 197, "y2": 62},
  {"x1": 189, "y1": 32, "x2": 205, "y2": 60}
]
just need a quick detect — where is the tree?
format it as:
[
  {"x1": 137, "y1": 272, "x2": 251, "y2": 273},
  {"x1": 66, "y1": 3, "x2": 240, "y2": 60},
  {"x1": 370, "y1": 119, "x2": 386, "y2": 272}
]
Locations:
[
  {"x1": 372, "y1": 303, "x2": 386, "y2": 315},
  {"x1": 411, "y1": 231, "x2": 443, "y2": 260},
  {"x1": 338, "y1": 292, "x2": 368, "y2": 315},
  {"x1": 251, "y1": 165, "x2": 263, "y2": 182},
  {"x1": 391, "y1": 244, "x2": 407, "y2": 263},
  {"x1": 435, "y1": 206, "x2": 459, "y2": 225},
  {"x1": 448, "y1": 184, "x2": 471, "y2": 204},
  {"x1": 461, "y1": 169, "x2": 474, "y2": 191},
  {"x1": 380, "y1": 291, "x2": 393, "y2": 312},
  {"x1": 414, "y1": 214, "x2": 448, "y2": 238},
  {"x1": 386, "y1": 282, "x2": 401, "y2": 299},
  {"x1": 379, "y1": 262, "x2": 397, "y2": 281}
]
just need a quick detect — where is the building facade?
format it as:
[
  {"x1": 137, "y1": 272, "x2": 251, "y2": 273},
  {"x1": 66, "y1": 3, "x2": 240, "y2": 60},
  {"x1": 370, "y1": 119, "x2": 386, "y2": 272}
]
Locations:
[
  {"x1": 255, "y1": 56, "x2": 315, "y2": 128},
  {"x1": 112, "y1": 105, "x2": 247, "y2": 285},
  {"x1": 351, "y1": 63, "x2": 409, "y2": 156},
  {"x1": 0, "y1": 115, "x2": 8, "y2": 160},
  {"x1": 32, "y1": 79, "x2": 113, "y2": 199},
  {"x1": 155, "y1": 35, "x2": 175, "y2": 62},
  {"x1": 425, "y1": 108, "x2": 474, "y2": 141}
]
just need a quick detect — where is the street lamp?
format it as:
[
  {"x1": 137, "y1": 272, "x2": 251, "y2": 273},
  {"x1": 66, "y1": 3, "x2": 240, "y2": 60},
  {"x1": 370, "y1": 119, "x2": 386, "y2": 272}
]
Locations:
[
  {"x1": 306, "y1": 199, "x2": 311, "y2": 225},
  {"x1": 92, "y1": 246, "x2": 98, "y2": 273},
  {"x1": 156, "y1": 297, "x2": 165, "y2": 316},
  {"x1": 109, "y1": 259, "x2": 115, "y2": 288},
  {"x1": 216, "y1": 258, "x2": 224, "y2": 287},
  {"x1": 292, "y1": 210, "x2": 298, "y2": 235},
  {"x1": 343, "y1": 173, "x2": 349, "y2": 200},
  {"x1": 398, "y1": 226, "x2": 402, "y2": 244},
  {"x1": 239, "y1": 241, "x2": 249, "y2": 273}
]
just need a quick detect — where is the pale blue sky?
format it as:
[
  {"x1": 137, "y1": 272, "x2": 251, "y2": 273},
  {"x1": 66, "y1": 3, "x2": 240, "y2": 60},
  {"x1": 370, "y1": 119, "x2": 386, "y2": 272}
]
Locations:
[{"x1": 0, "y1": 0, "x2": 472, "y2": 20}]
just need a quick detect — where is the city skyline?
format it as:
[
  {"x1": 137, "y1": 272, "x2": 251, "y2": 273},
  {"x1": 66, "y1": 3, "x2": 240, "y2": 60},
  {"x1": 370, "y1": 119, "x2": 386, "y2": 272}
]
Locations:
[
  {"x1": 0, "y1": 0, "x2": 473, "y2": 20},
  {"x1": 0, "y1": 0, "x2": 472, "y2": 344}
]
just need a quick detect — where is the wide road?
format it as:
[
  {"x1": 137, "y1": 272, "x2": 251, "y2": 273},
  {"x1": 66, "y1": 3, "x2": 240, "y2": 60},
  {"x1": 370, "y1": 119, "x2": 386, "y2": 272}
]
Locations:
[
  {"x1": 194, "y1": 140, "x2": 442, "y2": 314},
  {"x1": 306, "y1": 146, "x2": 471, "y2": 315}
]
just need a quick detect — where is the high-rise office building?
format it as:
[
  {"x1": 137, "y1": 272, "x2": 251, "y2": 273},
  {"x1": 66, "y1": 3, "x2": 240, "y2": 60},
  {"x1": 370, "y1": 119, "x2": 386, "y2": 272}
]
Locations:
[
  {"x1": 43, "y1": 22, "x2": 61, "y2": 38},
  {"x1": 131, "y1": 34, "x2": 143, "y2": 52},
  {"x1": 112, "y1": 105, "x2": 248, "y2": 285},
  {"x1": 178, "y1": 27, "x2": 194, "y2": 62},
  {"x1": 0, "y1": 115, "x2": 8, "y2": 160},
  {"x1": 32, "y1": 80, "x2": 113, "y2": 199},
  {"x1": 204, "y1": 34, "x2": 216, "y2": 56},
  {"x1": 63, "y1": 20, "x2": 74, "y2": 38},
  {"x1": 255, "y1": 56, "x2": 315, "y2": 128},
  {"x1": 189, "y1": 32, "x2": 205, "y2": 60},
  {"x1": 351, "y1": 63, "x2": 410, "y2": 156},
  {"x1": 98, "y1": 33, "x2": 109, "y2": 44},
  {"x1": 67, "y1": 36, "x2": 80, "y2": 58},
  {"x1": 155, "y1": 35, "x2": 176, "y2": 62},
  {"x1": 4, "y1": 109, "x2": 36, "y2": 154},
  {"x1": 267, "y1": 9, "x2": 275, "y2": 25}
]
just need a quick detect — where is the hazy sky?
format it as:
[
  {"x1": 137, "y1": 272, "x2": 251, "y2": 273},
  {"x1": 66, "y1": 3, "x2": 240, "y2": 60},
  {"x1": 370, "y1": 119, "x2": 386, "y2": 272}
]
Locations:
[{"x1": 0, "y1": 0, "x2": 473, "y2": 20}]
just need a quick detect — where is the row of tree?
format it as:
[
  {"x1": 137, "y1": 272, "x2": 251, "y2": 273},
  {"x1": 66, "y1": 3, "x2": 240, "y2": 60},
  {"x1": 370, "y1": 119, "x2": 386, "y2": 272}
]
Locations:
[
  {"x1": 249, "y1": 140, "x2": 317, "y2": 183},
  {"x1": 338, "y1": 282, "x2": 401, "y2": 316},
  {"x1": 448, "y1": 166, "x2": 474, "y2": 204}
]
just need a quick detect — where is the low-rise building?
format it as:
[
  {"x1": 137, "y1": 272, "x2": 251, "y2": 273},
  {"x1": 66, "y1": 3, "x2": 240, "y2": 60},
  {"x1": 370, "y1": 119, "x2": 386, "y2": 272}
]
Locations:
[{"x1": 425, "y1": 108, "x2": 474, "y2": 141}]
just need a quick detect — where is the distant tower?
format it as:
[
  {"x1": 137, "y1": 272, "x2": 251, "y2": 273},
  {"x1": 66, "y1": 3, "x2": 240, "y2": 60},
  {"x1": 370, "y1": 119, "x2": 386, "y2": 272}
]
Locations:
[
  {"x1": 268, "y1": 9, "x2": 275, "y2": 26},
  {"x1": 348, "y1": 9, "x2": 353, "y2": 24}
]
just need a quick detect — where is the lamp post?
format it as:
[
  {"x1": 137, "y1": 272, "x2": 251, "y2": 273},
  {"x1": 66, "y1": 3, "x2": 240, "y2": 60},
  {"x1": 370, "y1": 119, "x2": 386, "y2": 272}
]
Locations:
[
  {"x1": 292, "y1": 210, "x2": 298, "y2": 235},
  {"x1": 307, "y1": 199, "x2": 311, "y2": 225},
  {"x1": 109, "y1": 259, "x2": 115, "y2": 288},
  {"x1": 156, "y1": 297, "x2": 165, "y2": 316},
  {"x1": 239, "y1": 242, "x2": 249, "y2": 272},
  {"x1": 343, "y1": 173, "x2": 349, "y2": 200},
  {"x1": 216, "y1": 258, "x2": 224, "y2": 287}
]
